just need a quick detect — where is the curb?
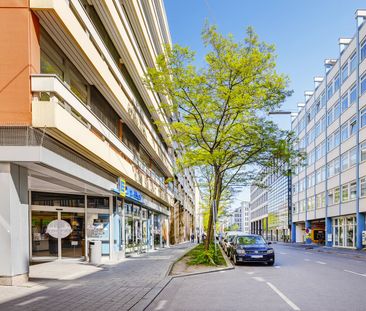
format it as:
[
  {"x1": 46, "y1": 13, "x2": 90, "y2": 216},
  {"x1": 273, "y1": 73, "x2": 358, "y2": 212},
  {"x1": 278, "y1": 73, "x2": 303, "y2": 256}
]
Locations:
[{"x1": 139, "y1": 245, "x2": 234, "y2": 310}]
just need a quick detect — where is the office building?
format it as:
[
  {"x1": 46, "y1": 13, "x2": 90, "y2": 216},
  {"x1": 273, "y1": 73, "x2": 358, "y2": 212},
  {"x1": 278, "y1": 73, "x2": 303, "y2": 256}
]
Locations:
[{"x1": 291, "y1": 10, "x2": 366, "y2": 249}]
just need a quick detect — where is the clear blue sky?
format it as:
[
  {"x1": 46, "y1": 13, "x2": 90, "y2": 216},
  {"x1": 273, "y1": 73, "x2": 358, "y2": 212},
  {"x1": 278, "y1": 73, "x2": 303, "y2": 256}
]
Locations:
[{"x1": 164, "y1": 0, "x2": 366, "y2": 206}]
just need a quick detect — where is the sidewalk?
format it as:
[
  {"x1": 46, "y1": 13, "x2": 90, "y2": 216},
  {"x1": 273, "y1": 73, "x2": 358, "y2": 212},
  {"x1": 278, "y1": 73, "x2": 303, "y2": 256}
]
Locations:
[
  {"x1": 0, "y1": 242, "x2": 194, "y2": 311},
  {"x1": 277, "y1": 242, "x2": 366, "y2": 261}
]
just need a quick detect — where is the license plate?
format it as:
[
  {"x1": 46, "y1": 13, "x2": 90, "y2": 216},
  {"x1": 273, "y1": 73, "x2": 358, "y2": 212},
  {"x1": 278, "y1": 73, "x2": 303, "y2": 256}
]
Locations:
[{"x1": 251, "y1": 255, "x2": 263, "y2": 259}]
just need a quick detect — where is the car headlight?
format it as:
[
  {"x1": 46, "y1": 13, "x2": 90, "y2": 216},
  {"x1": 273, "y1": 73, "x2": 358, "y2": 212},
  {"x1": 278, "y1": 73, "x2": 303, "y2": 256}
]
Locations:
[
  {"x1": 236, "y1": 249, "x2": 246, "y2": 254},
  {"x1": 267, "y1": 249, "x2": 274, "y2": 254}
]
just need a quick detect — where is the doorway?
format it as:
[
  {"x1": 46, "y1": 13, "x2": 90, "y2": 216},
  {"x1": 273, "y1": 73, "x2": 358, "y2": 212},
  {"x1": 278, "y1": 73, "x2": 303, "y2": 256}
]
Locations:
[{"x1": 31, "y1": 210, "x2": 85, "y2": 260}]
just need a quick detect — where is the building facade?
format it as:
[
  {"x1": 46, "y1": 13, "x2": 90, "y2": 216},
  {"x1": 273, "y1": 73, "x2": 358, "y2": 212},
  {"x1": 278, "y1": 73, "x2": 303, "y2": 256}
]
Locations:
[
  {"x1": 229, "y1": 201, "x2": 250, "y2": 233},
  {"x1": 250, "y1": 165, "x2": 291, "y2": 241},
  {"x1": 291, "y1": 10, "x2": 366, "y2": 249},
  {"x1": 0, "y1": 0, "x2": 197, "y2": 285}
]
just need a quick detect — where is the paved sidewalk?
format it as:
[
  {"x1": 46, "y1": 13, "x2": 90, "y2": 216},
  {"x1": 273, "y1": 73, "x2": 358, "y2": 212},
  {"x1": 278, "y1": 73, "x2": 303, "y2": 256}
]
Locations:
[
  {"x1": 277, "y1": 242, "x2": 366, "y2": 260},
  {"x1": 0, "y1": 243, "x2": 194, "y2": 311}
]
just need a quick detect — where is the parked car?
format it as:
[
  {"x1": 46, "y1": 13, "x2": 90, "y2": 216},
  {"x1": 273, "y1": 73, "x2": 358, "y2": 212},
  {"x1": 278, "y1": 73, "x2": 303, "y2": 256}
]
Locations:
[
  {"x1": 230, "y1": 234, "x2": 275, "y2": 266},
  {"x1": 222, "y1": 231, "x2": 242, "y2": 255}
]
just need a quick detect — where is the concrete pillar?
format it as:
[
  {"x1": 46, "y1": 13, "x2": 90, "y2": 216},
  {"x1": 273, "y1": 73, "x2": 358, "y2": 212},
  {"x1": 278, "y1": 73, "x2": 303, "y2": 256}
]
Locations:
[
  {"x1": 325, "y1": 217, "x2": 332, "y2": 247},
  {"x1": 0, "y1": 163, "x2": 29, "y2": 285},
  {"x1": 159, "y1": 214, "x2": 163, "y2": 248},
  {"x1": 356, "y1": 213, "x2": 365, "y2": 249},
  {"x1": 151, "y1": 213, "x2": 155, "y2": 250},
  {"x1": 291, "y1": 222, "x2": 296, "y2": 243}
]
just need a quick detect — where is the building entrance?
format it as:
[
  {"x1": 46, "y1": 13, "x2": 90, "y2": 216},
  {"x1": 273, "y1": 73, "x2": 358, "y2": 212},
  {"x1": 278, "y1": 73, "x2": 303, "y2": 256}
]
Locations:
[{"x1": 31, "y1": 210, "x2": 85, "y2": 260}]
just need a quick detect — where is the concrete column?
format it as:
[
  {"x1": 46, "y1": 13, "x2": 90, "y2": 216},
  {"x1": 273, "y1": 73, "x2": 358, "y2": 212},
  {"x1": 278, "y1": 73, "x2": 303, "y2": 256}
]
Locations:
[
  {"x1": 305, "y1": 220, "x2": 311, "y2": 244},
  {"x1": 0, "y1": 163, "x2": 29, "y2": 285},
  {"x1": 326, "y1": 217, "x2": 332, "y2": 247},
  {"x1": 151, "y1": 213, "x2": 154, "y2": 250},
  {"x1": 121, "y1": 198, "x2": 126, "y2": 257},
  {"x1": 291, "y1": 222, "x2": 296, "y2": 243},
  {"x1": 159, "y1": 214, "x2": 163, "y2": 248}
]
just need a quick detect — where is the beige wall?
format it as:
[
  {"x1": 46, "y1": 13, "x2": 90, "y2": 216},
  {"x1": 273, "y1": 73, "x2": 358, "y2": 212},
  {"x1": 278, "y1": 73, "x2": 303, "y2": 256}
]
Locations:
[{"x1": 0, "y1": 1, "x2": 39, "y2": 125}]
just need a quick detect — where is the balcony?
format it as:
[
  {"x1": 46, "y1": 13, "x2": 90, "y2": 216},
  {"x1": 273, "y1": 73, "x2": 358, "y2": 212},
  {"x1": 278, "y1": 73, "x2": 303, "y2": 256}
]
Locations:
[
  {"x1": 30, "y1": 0, "x2": 173, "y2": 177},
  {"x1": 31, "y1": 74, "x2": 174, "y2": 207}
]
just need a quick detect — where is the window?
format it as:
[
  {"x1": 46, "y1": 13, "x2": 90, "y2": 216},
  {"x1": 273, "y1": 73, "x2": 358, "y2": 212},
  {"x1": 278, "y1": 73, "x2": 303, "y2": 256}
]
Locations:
[
  {"x1": 350, "y1": 53, "x2": 357, "y2": 73},
  {"x1": 361, "y1": 177, "x2": 366, "y2": 197},
  {"x1": 327, "y1": 82, "x2": 333, "y2": 99},
  {"x1": 350, "y1": 85, "x2": 357, "y2": 105},
  {"x1": 328, "y1": 189, "x2": 334, "y2": 205},
  {"x1": 342, "y1": 184, "x2": 349, "y2": 202},
  {"x1": 350, "y1": 116, "x2": 357, "y2": 135},
  {"x1": 308, "y1": 196, "x2": 315, "y2": 211},
  {"x1": 327, "y1": 108, "x2": 333, "y2": 125},
  {"x1": 321, "y1": 92, "x2": 326, "y2": 108},
  {"x1": 333, "y1": 102, "x2": 341, "y2": 120},
  {"x1": 350, "y1": 147, "x2": 357, "y2": 166},
  {"x1": 361, "y1": 74, "x2": 366, "y2": 95},
  {"x1": 334, "y1": 157, "x2": 340, "y2": 174},
  {"x1": 341, "y1": 94, "x2": 349, "y2": 112},
  {"x1": 327, "y1": 160, "x2": 334, "y2": 178},
  {"x1": 334, "y1": 187, "x2": 340, "y2": 204},
  {"x1": 334, "y1": 74, "x2": 340, "y2": 93},
  {"x1": 361, "y1": 108, "x2": 366, "y2": 128},
  {"x1": 361, "y1": 142, "x2": 366, "y2": 162},
  {"x1": 334, "y1": 129, "x2": 340, "y2": 147},
  {"x1": 315, "y1": 121, "x2": 321, "y2": 137},
  {"x1": 327, "y1": 135, "x2": 334, "y2": 151},
  {"x1": 361, "y1": 40, "x2": 366, "y2": 62},
  {"x1": 350, "y1": 182, "x2": 357, "y2": 200},
  {"x1": 341, "y1": 123, "x2": 349, "y2": 142},
  {"x1": 341, "y1": 152, "x2": 349, "y2": 171},
  {"x1": 341, "y1": 63, "x2": 349, "y2": 83}
]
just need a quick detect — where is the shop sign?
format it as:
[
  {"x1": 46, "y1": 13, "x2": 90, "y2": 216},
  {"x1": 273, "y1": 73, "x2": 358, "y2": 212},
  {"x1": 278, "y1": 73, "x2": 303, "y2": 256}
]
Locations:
[
  {"x1": 126, "y1": 185, "x2": 142, "y2": 202},
  {"x1": 46, "y1": 220, "x2": 72, "y2": 239},
  {"x1": 113, "y1": 178, "x2": 126, "y2": 197}
]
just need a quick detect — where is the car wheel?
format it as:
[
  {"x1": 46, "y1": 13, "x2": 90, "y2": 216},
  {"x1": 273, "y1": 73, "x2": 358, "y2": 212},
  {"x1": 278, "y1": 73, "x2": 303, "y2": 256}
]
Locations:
[{"x1": 267, "y1": 261, "x2": 274, "y2": 266}]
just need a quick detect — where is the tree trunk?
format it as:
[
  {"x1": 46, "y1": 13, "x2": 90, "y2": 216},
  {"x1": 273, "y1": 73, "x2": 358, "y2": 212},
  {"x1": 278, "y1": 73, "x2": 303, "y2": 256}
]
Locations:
[{"x1": 205, "y1": 168, "x2": 222, "y2": 251}]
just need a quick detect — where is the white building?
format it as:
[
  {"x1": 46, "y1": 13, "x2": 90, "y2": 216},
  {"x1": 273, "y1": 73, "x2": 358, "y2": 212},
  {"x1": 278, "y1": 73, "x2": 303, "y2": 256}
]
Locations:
[{"x1": 229, "y1": 201, "x2": 250, "y2": 233}]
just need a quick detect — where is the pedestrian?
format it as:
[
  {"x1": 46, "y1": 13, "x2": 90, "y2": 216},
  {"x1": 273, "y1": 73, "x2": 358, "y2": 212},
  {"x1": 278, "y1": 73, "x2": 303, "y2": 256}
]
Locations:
[
  {"x1": 191, "y1": 233, "x2": 194, "y2": 243},
  {"x1": 197, "y1": 235, "x2": 200, "y2": 244}
]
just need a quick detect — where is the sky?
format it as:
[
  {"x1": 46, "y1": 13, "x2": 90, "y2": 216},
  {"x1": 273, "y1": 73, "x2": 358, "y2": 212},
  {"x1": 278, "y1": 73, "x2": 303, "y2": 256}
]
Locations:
[{"x1": 164, "y1": 0, "x2": 366, "y2": 208}]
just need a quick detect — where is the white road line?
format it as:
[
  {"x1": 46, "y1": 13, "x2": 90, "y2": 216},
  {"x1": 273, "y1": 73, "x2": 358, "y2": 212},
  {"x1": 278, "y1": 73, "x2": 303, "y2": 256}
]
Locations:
[
  {"x1": 155, "y1": 300, "x2": 168, "y2": 310},
  {"x1": 304, "y1": 259, "x2": 310, "y2": 262},
  {"x1": 279, "y1": 252, "x2": 288, "y2": 255},
  {"x1": 17, "y1": 297, "x2": 46, "y2": 306},
  {"x1": 266, "y1": 282, "x2": 301, "y2": 311},
  {"x1": 315, "y1": 261, "x2": 326, "y2": 265},
  {"x1": 274, "y1": 265, "x2": 281, "y2": 269},
  {"x1": 246, "y1": 271, "x2": 255, "y2": 275},
  {"x1": 344, "y1": 269, "x2": 366, "y2": 277},
  {"x1": 252, "y1": 276, "x2": 265, "y2": 282}
]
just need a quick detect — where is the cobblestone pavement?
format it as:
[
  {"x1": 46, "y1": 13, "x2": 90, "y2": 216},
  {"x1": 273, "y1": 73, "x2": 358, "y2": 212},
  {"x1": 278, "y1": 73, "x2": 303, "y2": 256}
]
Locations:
[{"x1": 0, "y1": 243, "x2": 194, "y2": 311}]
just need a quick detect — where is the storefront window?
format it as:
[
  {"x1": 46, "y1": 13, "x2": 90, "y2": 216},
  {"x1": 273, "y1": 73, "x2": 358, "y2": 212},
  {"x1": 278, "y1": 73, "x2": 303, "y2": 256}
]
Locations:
[
  {"x1": 32, "y1": 192, "x2": 84, "y2": 207},
  {"x1": 333, "y1": 216, "x2": 356, "y2": 248},
  {"x1": 87, "y1": 196, "x2": 109, "y2": 209}
]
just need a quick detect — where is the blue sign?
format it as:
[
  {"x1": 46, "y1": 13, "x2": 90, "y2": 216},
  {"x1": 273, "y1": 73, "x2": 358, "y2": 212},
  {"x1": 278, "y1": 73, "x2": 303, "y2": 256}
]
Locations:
[
  {"x1": 113, "y1": 178, "x2": 126, "y2": 196},
  {"x1": 126, "y1": 185, "x2": 142, "y2": 202}
]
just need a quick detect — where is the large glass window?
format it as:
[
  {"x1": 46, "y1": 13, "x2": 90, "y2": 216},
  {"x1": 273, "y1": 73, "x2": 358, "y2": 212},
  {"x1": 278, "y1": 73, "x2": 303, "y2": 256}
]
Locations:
[
  {"x1": 350, "y1": 85, "x2": 357, "y2": 105},
  {"x1": 334, "y1": 74, "x2": 341, "y2": 93},
  {"x1": 341, "y1": 63, "x2": 349, "y2": 83},
  {"x1": 350, "y1": 53, "x2": 357, "y2": 73},
  {"x1": 341, "y1": 152, "x2": 349, "y2": 171},
  {"x1": 361, "y1": 40, "x2": 366, "y2": 62},
  {"x1": 361, "y1": 177, "x2": 366, "y2": 197},
  {"x1": 342, "y1": 184, "x2": 349, "y2": 202},
  {"x1": 350, "y1": 116, "x2": 357, "y2": 135},
  {"x1": 361, "y1": 108, "x2": 366, "y2": 128},
  {"x1": 333, "y1": 216, "x2": 356, "y2": 248},
  {"x1": 361, "y1": 142, "x2": 366, "y2": 162},
  {"x1": 350, "y1": 147, "x2": 357, "y2": 166},
  {"x1": 361, "y1": 74, "x2": 366, "y2": 95},
  {"x1": 341, "y1": 94, "x2": 349, "y2": 112},
  {"x1": 334, "y1": 187, "x2": 340, "y2": 204},
  {"x1": 341, "y1": 123, "x2": 348, "y2": 142},
  {"x1": 350, "y1": 182, "x2": 357, "y2": 200}
]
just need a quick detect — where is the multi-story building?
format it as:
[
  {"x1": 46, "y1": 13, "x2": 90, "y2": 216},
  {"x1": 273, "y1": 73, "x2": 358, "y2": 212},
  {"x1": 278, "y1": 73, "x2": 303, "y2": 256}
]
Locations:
[
  {"x1": 0, "y1": 0, "x2": 197, "y2": 285},
  {"x1": 229, "y1": 201, "x2": 250, "y2": 233},
  {"x1": 250, "y1": 164, "x2": 291, "y2": 241},
  {"x1": 291, "y1": 10, "x2": 366, "y2": 249}
]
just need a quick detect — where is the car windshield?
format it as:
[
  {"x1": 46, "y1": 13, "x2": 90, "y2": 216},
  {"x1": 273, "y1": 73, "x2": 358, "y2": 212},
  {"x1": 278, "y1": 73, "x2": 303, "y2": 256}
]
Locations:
[{"x1": 237, "y1": 236, "x2": 266, "y2": 246}]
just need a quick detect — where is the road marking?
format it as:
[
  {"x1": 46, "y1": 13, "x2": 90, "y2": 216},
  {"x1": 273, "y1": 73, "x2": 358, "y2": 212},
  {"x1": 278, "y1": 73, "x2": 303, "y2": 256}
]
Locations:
[
  {"x1": 17, "y1": 297, "x2": 46, "y2": 306},
  {"x1": 279, "y1": 252, "x2": 288, "y2": 255},
  {"x1": 266, "y1": 282, "x2": 301, "y2": 311},
  {"x1": 155, "y1": 300, "x2": 168, "y2": 310},
  {"x1": 246, "y1": 271, "x2": 255, "y2": 275},
  {"x1": 252, "y1": 276, "x2": 265, "y2": 282},
  {"x1": 274, "y1": 265, "x2": 281, "y2": 269},
  {"x1": 344, "y1": 269, "x2": 366, "y2": 277},
  {"x1": 304, "y1": 259, "x2": 310, "y2": 262},
  {"x1": 315, "y1": 261, "x2": 326, "y2": 265}
]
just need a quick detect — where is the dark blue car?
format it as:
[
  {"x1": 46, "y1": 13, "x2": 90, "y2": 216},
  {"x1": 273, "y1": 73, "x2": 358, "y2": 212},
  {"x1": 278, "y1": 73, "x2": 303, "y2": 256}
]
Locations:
[{"x1": 230, "y1": 234, "x2": 275, "y2": 266}]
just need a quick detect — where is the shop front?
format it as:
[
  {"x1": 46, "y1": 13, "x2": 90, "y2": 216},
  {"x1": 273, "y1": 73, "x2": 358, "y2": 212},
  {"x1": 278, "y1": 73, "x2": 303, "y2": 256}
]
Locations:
[
  {"x1": 31, "y1": 192, "x2": 112, "y2": 261},
  {"x1": 332, "y1": 215, "x2": 357, "y2": 248},
  {"x1": 112, "y1": 181, "x2": 170, "y2": 257}
]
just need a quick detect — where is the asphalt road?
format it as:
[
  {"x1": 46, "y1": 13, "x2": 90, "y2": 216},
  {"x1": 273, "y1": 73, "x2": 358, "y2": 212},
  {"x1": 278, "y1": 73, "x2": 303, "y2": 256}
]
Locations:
[{"x1": 146, "y1": 244, "x2": 366, "y2": 311}]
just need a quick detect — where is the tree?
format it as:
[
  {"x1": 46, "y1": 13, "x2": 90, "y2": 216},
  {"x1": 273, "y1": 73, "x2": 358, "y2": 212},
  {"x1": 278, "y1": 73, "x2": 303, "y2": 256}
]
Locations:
[{"x1": 145, "y1": 25, "x2": 301, "y2": 252}]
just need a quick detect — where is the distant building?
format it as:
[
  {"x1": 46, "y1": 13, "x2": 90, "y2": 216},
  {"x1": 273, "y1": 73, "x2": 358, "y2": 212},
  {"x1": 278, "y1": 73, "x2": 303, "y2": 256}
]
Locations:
[
  {"x1": 228, "y1": 201, "x2": 250, "y2": 233},
  {"x1": 250, "y1": 164, "x2": 291, "y2": 241}
]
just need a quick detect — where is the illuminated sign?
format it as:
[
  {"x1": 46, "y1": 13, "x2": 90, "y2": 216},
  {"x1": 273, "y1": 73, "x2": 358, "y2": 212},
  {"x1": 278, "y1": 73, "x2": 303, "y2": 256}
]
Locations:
[
  {"x1": 113, "y1": 178, "x2": 126, "y2": 197},
  {"x1": 126, "y1": 185, "x2": 142, "y2": 202}
]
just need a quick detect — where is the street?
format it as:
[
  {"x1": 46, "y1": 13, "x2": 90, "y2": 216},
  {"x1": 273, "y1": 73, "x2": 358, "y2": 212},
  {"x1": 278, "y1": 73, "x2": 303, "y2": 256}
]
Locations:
[{"x1": 147, "y1": 244, "x2": 366, "y2": 311}]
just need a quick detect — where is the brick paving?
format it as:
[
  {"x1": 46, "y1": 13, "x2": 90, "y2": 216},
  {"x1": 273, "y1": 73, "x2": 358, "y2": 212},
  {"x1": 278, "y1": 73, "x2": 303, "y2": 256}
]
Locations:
[{"x1": 0, "y1": 243, "x2": 194, "y2": 311}]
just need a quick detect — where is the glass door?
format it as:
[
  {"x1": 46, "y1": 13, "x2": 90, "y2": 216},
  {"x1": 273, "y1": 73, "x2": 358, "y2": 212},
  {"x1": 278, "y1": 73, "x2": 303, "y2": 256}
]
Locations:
[
  {"x1": 61, "y1": 212, "x2": 85, "y2": 258},
  {"x1": 32, "y1": 211, "x2": 59, "y2": 258}
]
